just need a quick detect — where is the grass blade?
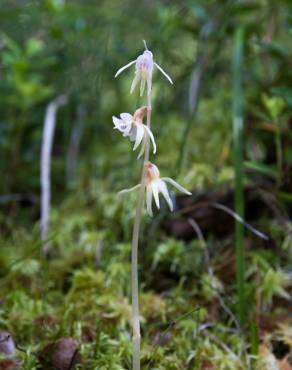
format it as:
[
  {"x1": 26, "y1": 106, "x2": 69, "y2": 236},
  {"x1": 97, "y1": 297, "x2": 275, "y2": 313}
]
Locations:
[{"x1": 232, "y1": 27, "x2": 245, "y2": 326}]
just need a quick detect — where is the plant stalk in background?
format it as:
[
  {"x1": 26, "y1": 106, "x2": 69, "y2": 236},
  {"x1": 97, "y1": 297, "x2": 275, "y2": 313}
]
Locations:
[
  {"x1": 40, "y1": 95, "x2": 67, "y2": 253},
  {"x1": 232, "y1": 27, "x2": 245, "y2": 326}
]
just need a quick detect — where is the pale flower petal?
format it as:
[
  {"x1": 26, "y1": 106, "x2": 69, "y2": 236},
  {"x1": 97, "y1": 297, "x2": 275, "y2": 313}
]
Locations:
[
  {"x1": 151, "y1": 180, "x2": 160, "y2": 209},
  {"x1": 161, "y1": 177, "x2": 192, "y2": 195},
  {"x1": 144, "y1": 125, "x2": 156, "y2": 154},
  {"x1": 115, "y1": 60, "x2": 136, "y2": 78},
  {"x1": 118, "y1": 184, "x2": 141, "y2": 196},
  {"x1": 112, "y1": 116, "x2": 121, "y2": 127},
  {"x1": 133, "y1": 124, "x2": 144, "y2": 151},
  {"x1": 147, "y1": 74, "x2": 152, "y2": 96},
  {"x1": 146, "y1": 185, "x2": 153, "y2": 216},
  {"x1": 145, "y1": 162, "x2": 160, "y2": 180},
  {"x1": 140, "y1": 78, "x2": 146, "y2": 97},
  {"x1": 158, "y1": 180, "x2": 173, "y2": 211},
  {"x1": 113, "y1": 118, "x2": 132, "y2": 136},
  {"x1": 120, "y1": 113, "x2": 133, "y2": 122},
  {"x1": 154, "y1": 62, "x2": 173, "y2": 85},
  {"x1": 137, "y1": 138, "x2": 146, "y2": 159},
  {"x1": 130, "y1": 72, "x2": 141, "y2": 94},
  {"x1": 136, "y1": 51, "x2": 154, "y2": 73},
  {"x1": 123, "y1": 123, "x2": 133, "y2": 136},
  {"x1": 129, "y1": 127, "x2": 137, "y2": 141}
]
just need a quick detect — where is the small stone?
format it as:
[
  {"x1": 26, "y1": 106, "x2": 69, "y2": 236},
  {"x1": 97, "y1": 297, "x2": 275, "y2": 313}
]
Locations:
[
  {"x1": 39, "y1": 337, "x2": 80, "y2": 370},
  {"x1": 152, "y1": 331, "x2": 172, "y2": 346},
  {"x1": 0, "y1": 332, "x2": 16, "y2": 358},
  {"x1": 0, "y1": 359, "x2": 19, "y2": 370}
]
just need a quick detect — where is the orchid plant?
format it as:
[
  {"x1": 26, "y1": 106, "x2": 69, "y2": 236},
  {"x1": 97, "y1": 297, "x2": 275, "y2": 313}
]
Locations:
[{"x1": 113, "y1": 41, "x2": 191, "y2": 370}]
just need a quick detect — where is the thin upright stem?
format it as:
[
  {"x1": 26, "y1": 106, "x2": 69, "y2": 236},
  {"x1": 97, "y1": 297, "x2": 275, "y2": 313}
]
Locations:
[
  {"x1": 232, "y1": 27, "x2": 245, "y2": 326},
  {"x1": 131, "y1": 91, "x2": 152, "y2": 370},
  {"x1": 41, "y1": 95, "x2": 67, "y2": 254},
  {"x1": 275, "y1": 124, "x2": 282, "y2": 188}
]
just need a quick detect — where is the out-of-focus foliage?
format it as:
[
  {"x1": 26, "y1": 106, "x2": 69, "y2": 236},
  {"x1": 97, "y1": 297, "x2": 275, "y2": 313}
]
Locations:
[
  {"x1": 0, "y1": 189, "x2": 291, "y2": 368},
  {"x1": 1, "y1": 0, "x2": 292, "y2": 199}
]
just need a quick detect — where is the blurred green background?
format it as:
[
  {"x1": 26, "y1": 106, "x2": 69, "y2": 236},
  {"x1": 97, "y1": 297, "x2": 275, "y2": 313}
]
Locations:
[{"x1": 1, "y1": 0, "x2": 291, "y2": 225}]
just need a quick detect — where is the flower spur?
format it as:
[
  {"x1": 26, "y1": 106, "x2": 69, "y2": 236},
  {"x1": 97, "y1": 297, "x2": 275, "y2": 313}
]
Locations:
[
  {"x1": 119, "y1": 162, "x2": 192, "y2": 216},
  {"x1": 112, "y1": 106, "x2": 156, "y2": 159},
  {"x1": 115, "y1": 41, "x2": 173, "y2": 96}
]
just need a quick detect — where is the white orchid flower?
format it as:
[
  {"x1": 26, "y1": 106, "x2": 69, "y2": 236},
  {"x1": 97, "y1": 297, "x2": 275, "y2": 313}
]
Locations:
[
  {"x1": 112, "y1": 106, "x2": 156, "y2": 159},
  {"x1": 119, "y1": 162, "x2": 191, "y2": 216},
  {"x1": 115, "y1": 42, "x2": 173, "y2": 96}
]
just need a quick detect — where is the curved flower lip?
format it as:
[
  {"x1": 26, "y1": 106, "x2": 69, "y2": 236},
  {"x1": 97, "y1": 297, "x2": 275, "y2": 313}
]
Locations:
[
  {"x1": 118, "y1": 162, "x2": 192, "y2": 216},
  {"x1": 112, "y1": 111, "x2": 156, "y2": 158},
  {"x1": 114, "y1": 42, "x2": 173, "y2": 96}
]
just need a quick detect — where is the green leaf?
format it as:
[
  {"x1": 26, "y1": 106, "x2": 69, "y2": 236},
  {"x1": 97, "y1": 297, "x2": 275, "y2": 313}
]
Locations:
[
  {"x1": 25, "y1": 38, "x2": 44, "y2": 57},
  {"x1": 271, "y1": 87, "x2": 292, "y2": 107},
  {"x1": 244, "y1": 160, "x2": 278, "y2": 179}
]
